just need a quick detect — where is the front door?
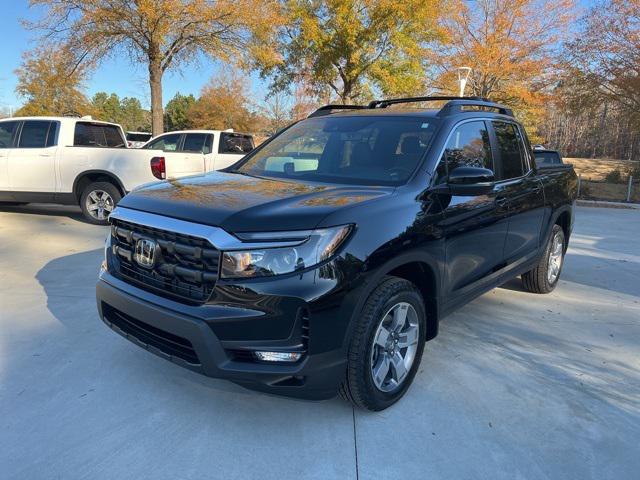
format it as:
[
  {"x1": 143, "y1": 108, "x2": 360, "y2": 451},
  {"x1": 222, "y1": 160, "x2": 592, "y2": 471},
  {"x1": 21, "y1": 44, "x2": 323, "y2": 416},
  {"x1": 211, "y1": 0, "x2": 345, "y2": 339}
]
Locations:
[
  {"x1": 8, "y1": 120, "x2": 58, "y2": 192},
  {"x1": 434, "y1": 120, "x2": 510, "y2": 294},
  {"x1": 490, "y1": 121, "x2": 546, "y2": 262}
]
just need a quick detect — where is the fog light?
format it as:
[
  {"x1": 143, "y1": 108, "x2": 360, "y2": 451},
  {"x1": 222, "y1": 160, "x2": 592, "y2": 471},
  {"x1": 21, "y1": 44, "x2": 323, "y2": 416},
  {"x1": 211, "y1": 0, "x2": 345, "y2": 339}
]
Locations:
[{"x1": 254, "y1": 351, "x2": 302, "y2": 362}]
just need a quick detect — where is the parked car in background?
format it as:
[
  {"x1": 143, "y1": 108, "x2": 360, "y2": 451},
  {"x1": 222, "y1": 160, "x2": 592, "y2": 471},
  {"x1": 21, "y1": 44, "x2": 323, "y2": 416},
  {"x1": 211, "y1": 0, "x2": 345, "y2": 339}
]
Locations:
[
  {"x1": 142, "y1": 129, "x2": 255, "y2": 171},
  {"x1": 0, "y1": 117, "x2": 235, "y2": 225},
  {"x1": 126, "y1": 131, "x2": 152, "y2": 148},
  {"x1": 97, "y1": 96, "x2": 578, "y2": 411},
  {"x1": 533, "y1": 149, "x2": 564, "y2": 168}
]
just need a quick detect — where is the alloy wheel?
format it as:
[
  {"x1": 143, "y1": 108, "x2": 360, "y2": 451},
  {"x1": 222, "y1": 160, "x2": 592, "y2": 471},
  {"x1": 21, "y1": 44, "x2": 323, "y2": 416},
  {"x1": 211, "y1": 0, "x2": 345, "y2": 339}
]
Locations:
[
  {"x1": 547, "y1": 231, "x2": 564, "y2": 284},
  {"x1": 370, "y1": 302, "x2": 420, "y2": 393},
  {"x1": 85, "y1": 190, "x2": 115, "y2": 221}
]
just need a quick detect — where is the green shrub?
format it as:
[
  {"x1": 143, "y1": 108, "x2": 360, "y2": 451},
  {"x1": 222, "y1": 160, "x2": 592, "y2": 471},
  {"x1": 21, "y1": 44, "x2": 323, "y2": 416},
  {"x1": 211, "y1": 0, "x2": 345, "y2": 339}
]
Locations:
[{"x1": 605, "y1": 169, "x2": 623, "y2": 184}]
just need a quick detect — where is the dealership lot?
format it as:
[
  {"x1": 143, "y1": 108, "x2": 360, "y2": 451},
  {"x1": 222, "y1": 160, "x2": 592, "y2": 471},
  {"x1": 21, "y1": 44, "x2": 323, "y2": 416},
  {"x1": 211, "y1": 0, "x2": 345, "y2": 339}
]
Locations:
[{"x1": 1, "y1": 204, "x2": 638, "y2": 479}]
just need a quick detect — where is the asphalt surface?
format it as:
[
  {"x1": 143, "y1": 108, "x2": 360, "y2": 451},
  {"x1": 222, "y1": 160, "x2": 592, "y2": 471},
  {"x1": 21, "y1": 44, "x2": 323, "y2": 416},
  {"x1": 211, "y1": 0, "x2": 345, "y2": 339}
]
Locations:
[{"x1": 1, "y1": 204, "x2": 638, "y2": 480}]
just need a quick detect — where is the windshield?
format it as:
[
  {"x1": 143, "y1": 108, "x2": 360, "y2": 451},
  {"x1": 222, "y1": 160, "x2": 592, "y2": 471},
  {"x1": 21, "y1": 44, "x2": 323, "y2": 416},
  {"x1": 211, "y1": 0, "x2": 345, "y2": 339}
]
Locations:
[{"x1": 232, "y1": 116, "x2": 439, "y2": 185}]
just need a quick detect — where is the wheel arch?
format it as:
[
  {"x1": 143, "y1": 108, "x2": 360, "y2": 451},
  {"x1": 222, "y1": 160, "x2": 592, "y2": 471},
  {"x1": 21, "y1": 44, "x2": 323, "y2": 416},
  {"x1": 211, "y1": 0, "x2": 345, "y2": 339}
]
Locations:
[
  {"x1": 545, "y1": 205, "x2": 573, "y2": 252},
  {"x1": 72, "y1": 170, "x2": 126, "y2": 203},
  {"x1": 344, "y1": 252, "x2": 442, "y2": 350}
]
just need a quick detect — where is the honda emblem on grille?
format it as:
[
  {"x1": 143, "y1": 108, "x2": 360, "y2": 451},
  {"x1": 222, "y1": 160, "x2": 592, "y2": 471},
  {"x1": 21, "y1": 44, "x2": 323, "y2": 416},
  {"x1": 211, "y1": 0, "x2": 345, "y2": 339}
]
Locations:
[{"x1": 134, "y1": 238, "x2": 158, "y2": 269}]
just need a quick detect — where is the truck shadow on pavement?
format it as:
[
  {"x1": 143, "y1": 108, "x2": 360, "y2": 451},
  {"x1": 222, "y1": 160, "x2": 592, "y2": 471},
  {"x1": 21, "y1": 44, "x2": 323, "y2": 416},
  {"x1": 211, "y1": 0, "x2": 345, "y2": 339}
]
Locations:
[
  {"x1": 0, "y1": 203, "x2": 87, "y2": 223},
  {"x1": 498, "y1": 253, "x2": 640, "y2": 298}
]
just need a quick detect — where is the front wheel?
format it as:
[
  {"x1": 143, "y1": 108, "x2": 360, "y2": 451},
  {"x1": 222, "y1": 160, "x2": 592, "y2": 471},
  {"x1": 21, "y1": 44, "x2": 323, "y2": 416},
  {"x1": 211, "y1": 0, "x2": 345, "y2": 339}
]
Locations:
[
  {"x1": 80, "y1": 182, "x2": 121, "y2": 225},
  {"x1": 340, "y1": 277, "x2": 426, "y2": 411},
  {"x1": 521, "y1": 224, "x2": 566, "y2": 293}
]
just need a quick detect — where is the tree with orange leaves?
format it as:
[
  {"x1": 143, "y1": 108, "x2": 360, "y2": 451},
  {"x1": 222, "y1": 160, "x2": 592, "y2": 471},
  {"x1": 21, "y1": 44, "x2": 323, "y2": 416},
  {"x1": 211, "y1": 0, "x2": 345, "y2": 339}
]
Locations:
[
  {"x1": 431, "y1": 0, "x2": 574, "y2": 139},
  {"x1": 26, "y1": 0, "x2": 283, "y2": 135}
]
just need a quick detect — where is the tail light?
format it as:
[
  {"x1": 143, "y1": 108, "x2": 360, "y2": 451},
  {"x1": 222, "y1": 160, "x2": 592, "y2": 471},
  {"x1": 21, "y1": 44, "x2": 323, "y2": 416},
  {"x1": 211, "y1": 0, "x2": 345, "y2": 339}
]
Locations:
[{"x1": 150, "y1": 156, "x2": 166, "y2": 180}]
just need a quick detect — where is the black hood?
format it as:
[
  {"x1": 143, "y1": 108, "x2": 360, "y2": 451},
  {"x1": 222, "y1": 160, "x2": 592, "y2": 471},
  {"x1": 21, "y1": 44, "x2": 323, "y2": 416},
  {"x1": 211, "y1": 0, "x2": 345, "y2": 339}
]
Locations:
[{"x1": 119, "y1": 172, "x2": 394, "y2": 232}]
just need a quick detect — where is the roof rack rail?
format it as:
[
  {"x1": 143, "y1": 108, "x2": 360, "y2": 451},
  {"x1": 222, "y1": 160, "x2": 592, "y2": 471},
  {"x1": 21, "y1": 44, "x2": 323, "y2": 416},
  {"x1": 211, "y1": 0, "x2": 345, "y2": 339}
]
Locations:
[
  {"x1": 437, "y1": 99, "x2": 513, "y2": 117},
  {"x1": 367, "y1": 96, "x2": 488, "y2": 109},
  {"x1": 308, "y1": 104, "x2": 369, "y2": 118},
  {"x1": 308, "y1": 96, "x2": 514, "y2": 119}
]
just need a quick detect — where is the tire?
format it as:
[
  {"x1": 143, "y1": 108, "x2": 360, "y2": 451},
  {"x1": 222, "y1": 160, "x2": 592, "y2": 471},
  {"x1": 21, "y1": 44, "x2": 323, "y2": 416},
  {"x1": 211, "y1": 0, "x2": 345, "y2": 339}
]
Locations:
[
  {"x1": 521, "y1": 224, "x2": 566, "y2": 294},
  {"x1": 340, "y1": 276, "x2": 427, "y2": 411},
  {"x1": 80, "y1": 181, "x2": 121, "y2": 225}
]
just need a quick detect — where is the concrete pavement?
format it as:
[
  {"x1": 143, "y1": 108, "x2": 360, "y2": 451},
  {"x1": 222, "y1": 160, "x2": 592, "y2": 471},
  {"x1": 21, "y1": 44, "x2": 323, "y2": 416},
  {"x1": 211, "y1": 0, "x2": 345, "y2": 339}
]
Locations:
[{"x1": 1, "y1": 204, "x2": 638, "y2": 479}]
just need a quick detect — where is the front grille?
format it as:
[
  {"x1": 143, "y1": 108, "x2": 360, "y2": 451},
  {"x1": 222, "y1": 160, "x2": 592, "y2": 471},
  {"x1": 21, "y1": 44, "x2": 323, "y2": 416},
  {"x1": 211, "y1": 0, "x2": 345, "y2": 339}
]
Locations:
[
  {"x1": 109, "y1": 218, "x2": 220, "y2": 304},
  {"x1": 103, "y1": 303, "x2": 200, "y2": 365}
]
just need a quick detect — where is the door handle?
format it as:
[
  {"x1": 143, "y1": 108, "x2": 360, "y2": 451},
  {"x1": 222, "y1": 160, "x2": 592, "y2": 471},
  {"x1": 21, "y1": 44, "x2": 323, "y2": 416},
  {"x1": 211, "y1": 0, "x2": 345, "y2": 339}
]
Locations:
[{"x1": 495, "y1": 196, "x2": 508, "y2": 207}]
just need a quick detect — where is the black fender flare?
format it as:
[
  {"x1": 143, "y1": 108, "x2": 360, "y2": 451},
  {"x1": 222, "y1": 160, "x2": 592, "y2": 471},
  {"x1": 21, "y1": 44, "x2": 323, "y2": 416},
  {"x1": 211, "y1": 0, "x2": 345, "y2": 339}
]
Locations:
[
  {"x1": 543, "y1": 204, "x2": 573, "y2": 248},
  {"x1": 340, "y1": 249, "x2": 442, "y2": 353}
]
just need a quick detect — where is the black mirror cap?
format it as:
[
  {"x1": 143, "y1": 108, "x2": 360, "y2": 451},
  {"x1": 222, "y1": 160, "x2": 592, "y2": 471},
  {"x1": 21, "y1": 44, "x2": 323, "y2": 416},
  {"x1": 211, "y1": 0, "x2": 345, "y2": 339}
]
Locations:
[
  {"x1": 445, "y1": 166, "x2": 495, "y2": 196},
  {"x1": 448, "y1": 166, "x2": 495, "y2": 185}
]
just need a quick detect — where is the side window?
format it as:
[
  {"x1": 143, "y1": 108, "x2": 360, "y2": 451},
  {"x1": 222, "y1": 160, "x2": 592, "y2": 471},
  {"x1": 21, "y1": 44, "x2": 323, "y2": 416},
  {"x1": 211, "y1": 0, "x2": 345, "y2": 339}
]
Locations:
[
  {"x1": 144, "y1": 133, "x2": 182, "y2": 152},
  {"x1": 493, "y1": 121, "x2": 525, "y2": 180},
  {"x1": 0, "y1": 121, "x2": 19, "y2": 148},
  {"x1": 182, "y1": 133, "x2": 208, "y2": 153},
  {"x1": 219, "y1": 133, "x2": 254, "y2": 154},
  {"x1": 103, "y1": 126, "x2": 126, "y2": 147},
  {"x1": 435, "y1": 121, "x2": 492, "y2": 184},
  {"x1": 18, "y1": 121, "x2": 51, "y2": 148},
  {"x1": 74, "y1": 122, "x2": 126, "y2": 148},
  {"x1": 46, "y1": 122, "x2": 59, "y2": 147}
]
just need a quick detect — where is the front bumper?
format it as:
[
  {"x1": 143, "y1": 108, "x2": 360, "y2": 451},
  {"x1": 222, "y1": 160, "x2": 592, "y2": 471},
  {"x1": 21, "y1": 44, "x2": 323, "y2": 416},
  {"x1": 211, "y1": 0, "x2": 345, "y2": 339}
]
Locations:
[{"x1": 96, "y1": 271, "x2": 349, "y2": 400}]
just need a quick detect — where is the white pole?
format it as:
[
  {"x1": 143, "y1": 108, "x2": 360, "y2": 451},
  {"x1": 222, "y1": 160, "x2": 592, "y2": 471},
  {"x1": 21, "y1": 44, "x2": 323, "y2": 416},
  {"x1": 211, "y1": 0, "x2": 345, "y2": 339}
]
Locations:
[
  {"x1": 627, "y1": 175, "x2": 633, "y2": 202},
  {"x1": 457, "y1": 67, "x2": 472, "y2": 97}
]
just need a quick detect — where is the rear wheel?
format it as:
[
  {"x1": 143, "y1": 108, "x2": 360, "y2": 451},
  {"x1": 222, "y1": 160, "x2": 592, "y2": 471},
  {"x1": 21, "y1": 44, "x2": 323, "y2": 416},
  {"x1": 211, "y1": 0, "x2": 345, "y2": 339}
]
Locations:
[
  {"x1": 340, "y1": 277, "x2": 426, "y2": 411},
  {"x1": 522, "y1": 224, "x2": 565, "y2": 293},
  {"x1": 80, "y1": 181, "x2": 121, "y2": 225}
]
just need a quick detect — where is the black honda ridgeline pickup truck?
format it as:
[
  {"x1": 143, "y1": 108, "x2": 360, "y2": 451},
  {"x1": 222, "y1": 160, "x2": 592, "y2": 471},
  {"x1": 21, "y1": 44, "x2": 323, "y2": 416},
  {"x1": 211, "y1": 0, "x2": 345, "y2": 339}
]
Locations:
[{"x1": 97, "y1": 97, "x2": 577, "y2": 411}]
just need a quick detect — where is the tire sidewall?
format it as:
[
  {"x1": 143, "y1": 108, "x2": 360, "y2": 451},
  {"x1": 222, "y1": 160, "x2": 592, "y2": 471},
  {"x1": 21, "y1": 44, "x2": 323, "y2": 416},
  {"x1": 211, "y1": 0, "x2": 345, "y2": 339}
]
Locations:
[
  {"x1": 80, "y1": 182, "x2": 121, "y2": 225},
  {"x1": 359, "y1": 283, "x2": 426, "y2": 410}
]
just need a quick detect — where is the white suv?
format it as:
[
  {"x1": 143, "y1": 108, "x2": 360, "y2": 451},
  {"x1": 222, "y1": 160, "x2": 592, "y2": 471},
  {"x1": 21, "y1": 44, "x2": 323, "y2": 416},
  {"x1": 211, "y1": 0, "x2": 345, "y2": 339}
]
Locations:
[{"x1": 0, "y1": 119, "x2": 254, "y2": 224}]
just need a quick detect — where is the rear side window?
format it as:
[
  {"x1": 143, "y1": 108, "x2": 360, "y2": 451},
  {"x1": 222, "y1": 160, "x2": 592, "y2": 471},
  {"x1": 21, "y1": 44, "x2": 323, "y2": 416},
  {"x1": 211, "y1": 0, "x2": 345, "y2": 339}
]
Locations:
[
  {"x1": 182, "y1": 133, "x2": 210, "y2": 153},
  {"x1": 534, "y1": 151, "x2": 561, "y2": 165},
  {"x1": 144, "y1": 133, "x2": 181, "y2": 151},
  {"x1": 435, "y1": 121, "x2": 492, "y2": 184},
  {"x1": 493, "y1": 121, "x2": 525, "y2": 180},
  {"x1": 126, "y1": 132, "x2": 152, "y2": 142},
  {"x1": 74, "y1": 122, "x2": 126, "y2": 148},
  {"x1": 219, "y1": 133, "x2": 254, "y2": 154},
  {"x1": 0, "y1": 121, "x2": 18, "y2": 148},
  {"x1": 18, "y1": 121, "x2": 52, "y2": 148}
]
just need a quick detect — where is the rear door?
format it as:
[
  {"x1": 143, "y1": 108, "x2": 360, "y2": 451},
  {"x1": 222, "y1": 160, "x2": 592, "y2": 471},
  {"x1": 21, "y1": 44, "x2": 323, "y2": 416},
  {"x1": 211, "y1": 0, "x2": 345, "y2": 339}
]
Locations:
[
  {"x1": 490, "y1": 121, "x2": 545, "y2": 262},
  {"x1": 215, "y1": 132, "x2": 254, "y2": 170},
  {"x1": 7, "y1": 120, "x2": 59, "y2": 192},
  {"x1": 143, "y1": 133, "x2": 184, "y2": 178},
  {"x1": 0, "y1": 121, "x2": 19, "y2": 190},
  {"x1": 179, "y1": 133, "x2": 208, "y2": 175}
]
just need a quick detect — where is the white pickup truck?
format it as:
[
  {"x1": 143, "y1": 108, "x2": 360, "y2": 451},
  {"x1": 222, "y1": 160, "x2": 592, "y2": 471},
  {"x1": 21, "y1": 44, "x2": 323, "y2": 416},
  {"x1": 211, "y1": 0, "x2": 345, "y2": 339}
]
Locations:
[{"x1": 0, "y1": 117, "x2": 254, "y2": 224}]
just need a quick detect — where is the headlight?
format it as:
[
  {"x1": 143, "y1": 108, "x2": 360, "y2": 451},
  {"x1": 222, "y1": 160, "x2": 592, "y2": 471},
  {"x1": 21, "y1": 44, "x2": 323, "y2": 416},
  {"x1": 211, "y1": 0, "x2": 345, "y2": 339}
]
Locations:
[{"x1": 221, "y1": 225, "x2": 352, "y2": 279}]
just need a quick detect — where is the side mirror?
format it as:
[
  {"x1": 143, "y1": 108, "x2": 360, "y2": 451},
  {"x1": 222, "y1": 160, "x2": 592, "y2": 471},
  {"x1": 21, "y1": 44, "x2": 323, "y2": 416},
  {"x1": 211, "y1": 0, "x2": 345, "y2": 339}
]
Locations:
[{"x1": 431, "y1": 166, "x2": 495, "y2": 196}]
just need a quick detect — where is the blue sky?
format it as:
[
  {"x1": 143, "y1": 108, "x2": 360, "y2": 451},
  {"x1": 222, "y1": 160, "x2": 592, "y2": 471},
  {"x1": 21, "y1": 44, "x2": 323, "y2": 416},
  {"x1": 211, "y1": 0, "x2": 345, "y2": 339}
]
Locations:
[
  {"x1": 0, "y1": 2, "x2": 269, "y2": 112},
  {"x1": 0, "y1": 1, "x2": 596, "y2": 113}
]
